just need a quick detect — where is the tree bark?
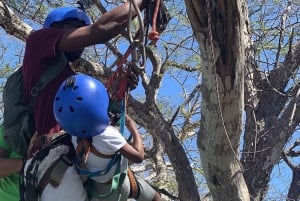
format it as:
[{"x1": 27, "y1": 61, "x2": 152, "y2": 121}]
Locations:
[
  {"x1": 185, "y1": 0, "x2": 250, "y2": 200},
  {"x1": 282, "y1": 149, "x2": 300, "y2": 201},
  {"x1": 0, "y1": 2, "x2": 33, "y2": 41},
  {"x1": 242, "y1": 36, "x2": 300, "y2": 201},
  {"x1": 128, "y1": 98, "x2": 200, "y2": 201}
]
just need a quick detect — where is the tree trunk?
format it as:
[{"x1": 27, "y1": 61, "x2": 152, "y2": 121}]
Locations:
[
  {"x1": 128, "y1": 98, "x2": 200, "y2": 201},
  {"x1": 185, "y1": 0, "x2": 250, "y2": 200},
  {"x1": 242, "y1": 31, "x2": 300, "y2": 201},
  {"x1": 287, "y1": 170, "x2": 300, "y2": 200}
]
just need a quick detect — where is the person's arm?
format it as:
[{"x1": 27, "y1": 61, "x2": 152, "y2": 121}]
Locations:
[
  {"x1": 57, "y1": 0, "x2": 147, "y2": 52},
  {"x1": 119, "y1": 115, "x2": 144, "y2": 163},
  {"x1": 0, "y1": 148, "x2": 23, "y2": 178}
]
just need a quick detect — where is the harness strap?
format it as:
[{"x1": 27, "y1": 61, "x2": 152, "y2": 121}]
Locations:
[
  {"x1": 28, "y1": 131, "x2": 66, "y2": 158},
  {"x1": 38, "y1": 154, "x2": 73, "y2": 193},
  {"x1": 127, "y1": 168, "x2": 140, "y2": 199},
  {"x1": 76, "y1": 138, "x2": 115, "y2": 159},
  {"x1": 50, "y1": 154, "x2": 73, "y2": 185},
  {"x1": 38, "y1": 158, "x2": 58, "y2": 193},
  {"x1": 87, "y1": 154, "x2": 125, "y2": 199}
]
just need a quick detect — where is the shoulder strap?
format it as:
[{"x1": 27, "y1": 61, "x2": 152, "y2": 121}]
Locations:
[{"x1": 30, "y1": 54, "x2": 68, "y2": 97}]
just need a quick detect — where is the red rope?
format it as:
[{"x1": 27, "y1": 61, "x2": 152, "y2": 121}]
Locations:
[
  {"x1": 148, "y1": 0, "x2": 161, "y2": 46},
  {"x1": 106, "y1": 0, "x2": 162, "y2": 101},
  {"x1": 106, "y1": 48, "x2": 132, "y2": 102}
]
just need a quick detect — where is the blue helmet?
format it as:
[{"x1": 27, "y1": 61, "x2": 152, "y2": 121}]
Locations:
[
  {"x1": 44, "y1": 7, "x2": 91, "y2": 28},
  {"x1": 53, "y1": 74, "x2": 109, "y2": 137}
]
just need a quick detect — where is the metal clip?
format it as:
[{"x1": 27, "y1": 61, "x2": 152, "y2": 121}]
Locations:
[{"x1": 127, "y1": 0, "x2": 146, "y2": 71}]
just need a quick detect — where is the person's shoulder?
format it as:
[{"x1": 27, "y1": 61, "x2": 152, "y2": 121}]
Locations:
[
  {"x1": 106, "y1": 125, "x2": 120, "y2": 132},
  {"x1": 92, "y1": 126, "x2": 120, "y2": 140},
  {"x1": 27, "y1": 28, "x2": 64, "y2": 42},
  {"x1": 100, "y1": 125, "x2": 120, "y2": 136}
]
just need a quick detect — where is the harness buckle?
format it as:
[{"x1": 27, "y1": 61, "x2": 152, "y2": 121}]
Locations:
[{"x1": 30, "y1": 86, "x2": 40, "y2": 97}]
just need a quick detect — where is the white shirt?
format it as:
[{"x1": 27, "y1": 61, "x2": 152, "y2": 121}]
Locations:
[{"x1": 73, "y1": 126, "x2": 128, "y2": 183}]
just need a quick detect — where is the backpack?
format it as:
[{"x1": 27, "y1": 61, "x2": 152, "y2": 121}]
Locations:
[{"x1": 2, "y1": 54, "x2": 67, "y2": 156}]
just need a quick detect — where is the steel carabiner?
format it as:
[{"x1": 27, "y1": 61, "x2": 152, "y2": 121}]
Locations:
[{"x1": 127, "y1": 0, "x2": 146, "y2": 71}]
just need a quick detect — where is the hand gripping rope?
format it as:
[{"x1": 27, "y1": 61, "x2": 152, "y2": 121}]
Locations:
[
  {"x1": 105, "y1": 0, "x2": 163, "y2": 135},
  {"x1": 78, "y1": 0, "x2": 169, "y2": 135}
]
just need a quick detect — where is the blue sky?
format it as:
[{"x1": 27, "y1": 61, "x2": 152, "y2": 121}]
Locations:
[{"x1": 1, "y1": 1, "x2": 300, "y2": 200}]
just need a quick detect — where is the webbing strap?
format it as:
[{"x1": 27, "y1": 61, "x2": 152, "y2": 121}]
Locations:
[
  {"x1": 50, "y1": 154, "x2": 73, "y2": 186},
  {"x1": 128, "y1": 168, "x2": 140, "y2": 198},
  {"x1": 30, "y1": 54, "x2": 67, "y2": 97},
  {"x1": 38, "y1": 154, "x2": 73, "y2": 193},
  {"x1": 119, "y1": 99, "x2": 126, "y2": 135},
  {"x1": 88, "y1": 154, "x2": 126, "y2": 199},
  {"x1": 76, "y1": 153, "x2": 120, "y2": 177}
]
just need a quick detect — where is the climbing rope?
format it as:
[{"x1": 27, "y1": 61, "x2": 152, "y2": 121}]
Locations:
[
  {"x1": 79, "y1": 0, "x2": 169, "y2": 135},
  {"x1": 206, "y1": 0, "x2": 243, "y2": 171}
]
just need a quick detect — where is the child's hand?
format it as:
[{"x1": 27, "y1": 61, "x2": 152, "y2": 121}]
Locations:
[{"x1": 125, "y1": 115, "x2": 137, "y2": 131}]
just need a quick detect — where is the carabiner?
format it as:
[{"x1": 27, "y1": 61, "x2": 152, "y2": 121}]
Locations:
[{"x1": 127, "y1": 0, "x2": 146, "y2": 71}]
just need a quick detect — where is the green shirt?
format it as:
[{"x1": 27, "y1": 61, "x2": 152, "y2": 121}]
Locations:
[{"x1": 0, "y1": 127, "x2": 22, "y2": 201}]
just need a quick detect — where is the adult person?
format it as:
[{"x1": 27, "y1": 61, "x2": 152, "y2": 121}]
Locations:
[
  {"x1": 53, "y1": 74, "x2": 161, "y2": 201},
  {"x1": 21, "y1": 1, "x2": 150, "y2": 201},
  {"x1": 0, "y1": 126, "x2": 23, "y2": 201}
]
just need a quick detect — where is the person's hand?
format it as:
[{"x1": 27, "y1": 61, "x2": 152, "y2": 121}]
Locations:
[
  {"x1": 27, "y1": 132, "x2": 38, "y2": 156},
  {"x1": 125, "y1": 115, "x2": 136, "y2": 129},
  {"x1": 127, "y1": 70, "x2": 139, "y2": 91},
  {"x1": 125, "y1": 115, "x2": 133, "y2": 124},
  {"x1": 145, "y1": 0, "x2": 171, "y2": 33}
]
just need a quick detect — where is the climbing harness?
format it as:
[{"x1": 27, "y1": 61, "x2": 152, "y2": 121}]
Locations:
[
  {"x1": 75, "y1": 136, "x2": 141, "y2": 199},
  {"x1": 74, "y1": 137, "x2": 124, "y2": 199},
  {"x1": 75, "y1": 138, "x2": 119, "y2": 177},
  {"x1": 127, "y1": 168, "x2": 140, "y2": 198}
]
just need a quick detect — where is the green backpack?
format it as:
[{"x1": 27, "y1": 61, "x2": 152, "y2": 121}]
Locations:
[{"x1": 2, "y1": 54, "x2": 67, "y2": 156}]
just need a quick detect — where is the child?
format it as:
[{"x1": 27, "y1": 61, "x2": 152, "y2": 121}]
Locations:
[{"x1": 53, "y1": 74, "x2": 161, "y2": 201}]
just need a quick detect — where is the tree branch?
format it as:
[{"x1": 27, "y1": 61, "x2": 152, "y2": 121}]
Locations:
[{"x1": 0, "y1": 1, "x2": 33, "y2": 41}]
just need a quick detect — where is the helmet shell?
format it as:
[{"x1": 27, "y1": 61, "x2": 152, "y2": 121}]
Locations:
[
  {"x1": 44, "y1": 7, "x2": 91, "y2": 28},
  {"x1": 53, "y1": 74, "x2": 109, "y2": 137}
]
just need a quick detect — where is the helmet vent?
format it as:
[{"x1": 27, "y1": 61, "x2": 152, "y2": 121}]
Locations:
[
  {"x1": 73, "y1": 86, "x2": 78, "y2": 91},
  {"x1": 69, "y1": 106, "x2": 74, "y2": 112},
  {"x1": 58, "y1": 106, "x2": 63, "y2": 112},
  {"x1": 81, "y1": 130, "x2": 87, "y2": 134},
  {"x1": 55, "y1": 97, "x2": 60, "y2": 101},
  {"x1": 76, "y1": 97, "x2": 83, "y2": 101}
]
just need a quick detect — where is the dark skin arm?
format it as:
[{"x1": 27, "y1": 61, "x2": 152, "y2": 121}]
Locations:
[
  {"x1": 56, "y1": 0, "x2": 146, "y2": 52},
  {"x1": 118, "y1": 117, "x2": 162, "y2": 201},
  {"x1": 119, "y1": 115, "x2": 144, "y2": 163},
  {"x1": 0, "y1": 148, "x2": 23, "y2": 178}
]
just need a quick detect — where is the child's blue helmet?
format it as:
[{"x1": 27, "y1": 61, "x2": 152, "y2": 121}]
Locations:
[
  {"x1": 53, "y1": 74, "x2": 109, "y2": 137},
  {"x1": 44, "y1": 7, "x2": 91, "y2": 28}
]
